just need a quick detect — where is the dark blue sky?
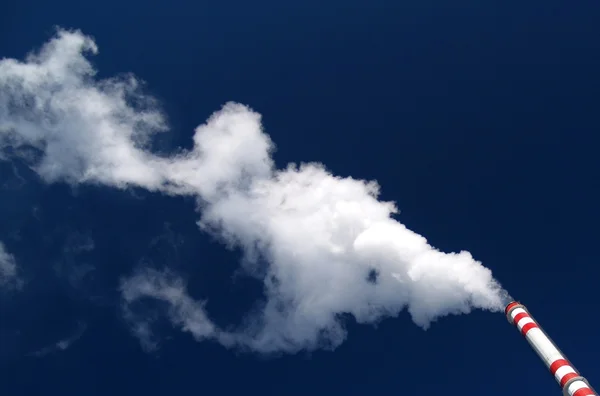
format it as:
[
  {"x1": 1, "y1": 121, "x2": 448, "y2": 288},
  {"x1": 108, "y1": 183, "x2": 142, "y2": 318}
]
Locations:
[{"x1": 1, "y1": 0, "x2": 599, "y2": 395}]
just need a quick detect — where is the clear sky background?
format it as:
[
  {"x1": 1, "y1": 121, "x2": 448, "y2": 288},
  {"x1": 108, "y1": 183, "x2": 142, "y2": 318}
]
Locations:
[{"x1": 1, "y1": 1, "x2": 599, "y2": 395}]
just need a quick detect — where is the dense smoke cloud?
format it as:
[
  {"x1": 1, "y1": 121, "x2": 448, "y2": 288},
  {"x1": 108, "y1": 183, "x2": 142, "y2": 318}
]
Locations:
[{"x1": 0, "y1": 28, "x2": 510, "y2": 353}]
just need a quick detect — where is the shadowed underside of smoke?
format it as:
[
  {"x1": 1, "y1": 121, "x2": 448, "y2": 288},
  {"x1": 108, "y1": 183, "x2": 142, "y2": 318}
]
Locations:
[{"x1": 0, "y1": 28, "x2": 511, "y2": 354}]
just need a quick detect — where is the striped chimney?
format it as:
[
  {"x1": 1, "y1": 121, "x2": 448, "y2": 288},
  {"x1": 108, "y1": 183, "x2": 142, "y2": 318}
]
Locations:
[{"x1": 505, "y1": 301, "x2": 596, "y2": 396}]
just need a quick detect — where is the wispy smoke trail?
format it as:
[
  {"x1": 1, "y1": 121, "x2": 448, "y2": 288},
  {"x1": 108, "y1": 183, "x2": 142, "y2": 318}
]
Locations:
[
  {"x1": 0, "y1": 242, "x2": 20, "y2": 289},
  {"x1": 0, "y1": 28, "x2": 511, "y2": 353},
  {"x1": 27, "y1": 321, "x2": 87, "y2": 357}
]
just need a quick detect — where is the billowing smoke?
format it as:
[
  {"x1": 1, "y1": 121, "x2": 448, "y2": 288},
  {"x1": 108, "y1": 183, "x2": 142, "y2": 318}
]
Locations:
[{"x1": 0, "y1": 28, "x2": 510, "y2": 353}]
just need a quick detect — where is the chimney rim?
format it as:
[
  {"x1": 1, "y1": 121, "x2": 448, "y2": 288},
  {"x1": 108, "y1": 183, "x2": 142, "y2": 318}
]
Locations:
[{"x1": 505, "y1": 301, "x2": 521, "y2": 316}]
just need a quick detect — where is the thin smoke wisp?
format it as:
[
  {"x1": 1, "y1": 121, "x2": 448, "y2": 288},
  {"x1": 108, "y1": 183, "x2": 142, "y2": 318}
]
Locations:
[{"x1": 0, "y1": 243, "x2": 19, "y2": 289}]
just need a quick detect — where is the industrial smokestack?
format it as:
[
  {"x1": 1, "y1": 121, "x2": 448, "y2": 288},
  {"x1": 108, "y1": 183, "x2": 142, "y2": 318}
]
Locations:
[{"x1": 505, "y1": 302, "x2": 596, "y2": 396}]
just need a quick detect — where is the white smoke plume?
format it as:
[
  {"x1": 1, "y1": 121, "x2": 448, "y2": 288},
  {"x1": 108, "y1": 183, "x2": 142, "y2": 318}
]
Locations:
[{"x1": 0, "y1": 28, "x2": 510, "y2": 353}]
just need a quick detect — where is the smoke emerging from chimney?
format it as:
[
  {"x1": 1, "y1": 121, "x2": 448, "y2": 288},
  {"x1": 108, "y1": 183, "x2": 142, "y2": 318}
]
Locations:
[{"x1": 0, "y1": 28, "x2": 511, "y2": 353}]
